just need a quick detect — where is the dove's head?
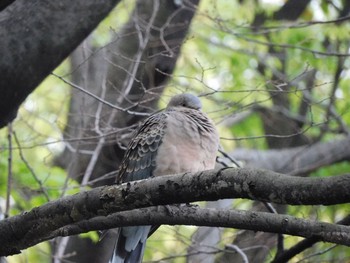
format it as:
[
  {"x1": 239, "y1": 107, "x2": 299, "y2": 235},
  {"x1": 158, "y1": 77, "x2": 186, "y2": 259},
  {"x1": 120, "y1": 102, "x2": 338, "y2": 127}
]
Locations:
[{"x1": 166, "y1": 93, "x2": 202, "y2": 110}]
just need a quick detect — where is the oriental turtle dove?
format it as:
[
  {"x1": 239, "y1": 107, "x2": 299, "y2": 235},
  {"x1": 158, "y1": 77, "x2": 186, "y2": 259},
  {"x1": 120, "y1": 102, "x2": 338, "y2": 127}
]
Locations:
[{"x1": 109, "y1": 93, "x2": 219, "y2": 263}]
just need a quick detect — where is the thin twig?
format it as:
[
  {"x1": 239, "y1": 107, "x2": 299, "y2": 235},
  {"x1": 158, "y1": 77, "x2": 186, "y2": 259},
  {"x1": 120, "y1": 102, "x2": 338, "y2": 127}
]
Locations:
[
  {"x1": 225, "y1": 244, "x2": 249, "y2": 263},
  {"x1": 218, "y1": 148, "x2": 241, "y2": 168},
  {"x1": 13, "y1": 132, "x2": 50, "y2": 202},
  {"x1": 80, "y1": 77, "x2": 107, "y2": 188},
  {"x1": 121, "y1": 0, "x2": 160, "y2": 100},
  {"x1": 53, "y1": 236, "x2": 70, "y2": 263},
  {"x1": 51, "y1": 72, "x2": 150, "y2": 117},
  {"x1": 296, "y1": 244, "x2": 337, "y2": 263},
  {"x1": 220, "y1": 123, "x2": 318, "y2": 141},
  {"x1": 5, "y1": 122, "x2": 13, "y2": 218},
  {"x1": 271, "y1": 214, "x2": 350, "y2": 263}
]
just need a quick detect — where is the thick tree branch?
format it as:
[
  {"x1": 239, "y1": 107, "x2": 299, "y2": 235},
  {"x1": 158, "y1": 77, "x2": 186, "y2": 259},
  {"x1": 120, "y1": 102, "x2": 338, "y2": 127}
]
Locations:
[
  {"x1": 231, "y1": 136, "x2": 350, "y2": 173},
  {"x1": 2, "y1": 205, "x2": 350, "y2": 257},
  {"x1": 52, "y1": 207, "x2": 350, "y2": 248},
  {"x1": 1, "y1": 167, "x2": 350, "y2": 256},
  {"x1": 0, "y1": 0, "x2": 120, "y2": 128}
]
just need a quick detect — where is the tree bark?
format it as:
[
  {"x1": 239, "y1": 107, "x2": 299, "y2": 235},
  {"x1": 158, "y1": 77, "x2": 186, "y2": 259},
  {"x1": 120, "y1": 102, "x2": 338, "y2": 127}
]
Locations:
[
  {"x1": 1, "y1": 167, "x2": 350, "y2": 256},
  {"x1": 0, "y1": 0, "x2": 121, "y2": 128},
  {"x1": 2, "y1": 206, "x2": 350, "y2": 257},
  {"x1": 231, "y1": 136, "x2": 350, "y2": 173}
]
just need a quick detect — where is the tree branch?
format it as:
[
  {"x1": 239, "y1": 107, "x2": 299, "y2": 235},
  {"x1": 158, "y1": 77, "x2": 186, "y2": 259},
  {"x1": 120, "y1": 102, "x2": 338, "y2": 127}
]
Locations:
[
  {"x1": 1, "y1": 167, "x2": 350, "y2": 256},
  {"x1": 231, "y1": 136, "x2": 350, "y2": 174},
  {"x1": 56, "y1": 206, "x2": 350, "y2": 247},
  {"x1": 271, "y1": 214, "x2": 350, "y2": 263},
  {"x1": 0, "y1": 0, "x2": 120, "y2": 128},
  {"x1": 2, "y1": 205, "x2": 350, "y2": 257}
]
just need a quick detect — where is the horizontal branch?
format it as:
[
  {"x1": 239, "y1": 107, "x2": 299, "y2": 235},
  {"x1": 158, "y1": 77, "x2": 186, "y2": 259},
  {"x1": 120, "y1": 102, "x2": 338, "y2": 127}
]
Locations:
[
  {"x1": 1, "y1": 167, "x2": 350, "y2": 256},
  {"x1": 231, "y1": 136, "x2": 350, "y2": 174},
  {"x1": 2, "y1": 205, "x2": 350, "y2": 257},
  {"x1": 54, "y1": 206, "x2": 350, "y2": 246}
]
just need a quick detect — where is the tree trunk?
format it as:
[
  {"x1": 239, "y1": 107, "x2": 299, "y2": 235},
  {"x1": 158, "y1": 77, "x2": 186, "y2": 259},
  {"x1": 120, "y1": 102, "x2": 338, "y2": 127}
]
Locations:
[{"x1": 54, "y1": 1, "x2": 200, "y2": 262}]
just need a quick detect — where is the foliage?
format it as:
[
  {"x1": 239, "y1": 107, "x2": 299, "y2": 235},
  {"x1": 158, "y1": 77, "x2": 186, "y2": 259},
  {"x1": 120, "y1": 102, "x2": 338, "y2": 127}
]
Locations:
[{"x1": 1, "y1": 0, "x2": 350, "y2": 262}]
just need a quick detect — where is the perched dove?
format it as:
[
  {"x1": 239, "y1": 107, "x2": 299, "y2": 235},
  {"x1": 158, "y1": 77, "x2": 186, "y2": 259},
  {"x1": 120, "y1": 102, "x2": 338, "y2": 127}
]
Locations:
[{"x1": 109, "y1": 93, "x2": 219, "y2": 263}]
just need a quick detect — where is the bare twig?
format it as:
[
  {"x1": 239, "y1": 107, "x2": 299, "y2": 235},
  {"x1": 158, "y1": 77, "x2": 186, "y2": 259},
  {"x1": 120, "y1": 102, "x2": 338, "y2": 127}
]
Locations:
[
  {"x1": 225, "y1": 244, "x2": 249, "y2": 263},
  {"x1": 5, "y1": 122, "x2": 13, "y2": 218},
  {"x1": 296, "y1": 244, "x2": 337, "y2": 263},
  {"x1": 13, "y1": 132, "x2": 50, "y2": 202},
  {"x1": 51, "y1": 73, "x2": 150, "y2": 117},
  {"x1": 80, "y1": 77, "x2": 107, "y2": 187},
  {"x1": 271, "y1": 214, "x2": 350, "y2": 263},
  {"x1": 220, "y1": 123, "x2": 318, "y2": 141},
  {"x1": 120, "y1": 0, "x2": 160, "y2": 99}
]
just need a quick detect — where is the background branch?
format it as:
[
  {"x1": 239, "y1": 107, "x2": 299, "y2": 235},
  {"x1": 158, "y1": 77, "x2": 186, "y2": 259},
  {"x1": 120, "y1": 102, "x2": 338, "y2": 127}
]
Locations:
[{"x1": 231, "y1": 136, "x2": 350, "y2": 173}]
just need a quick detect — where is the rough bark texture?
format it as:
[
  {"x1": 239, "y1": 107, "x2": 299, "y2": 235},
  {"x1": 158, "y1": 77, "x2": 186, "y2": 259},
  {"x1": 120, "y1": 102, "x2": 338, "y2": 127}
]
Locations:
[
  {"x1": 2, "y1": 206, "x2": 350, "y2": 257},
  {"x1": 0, "y1": 0, "x2": 120, "y2": 128},
  {"x1": 1, "y1": 167, "x2": 350, "y2": 256}
]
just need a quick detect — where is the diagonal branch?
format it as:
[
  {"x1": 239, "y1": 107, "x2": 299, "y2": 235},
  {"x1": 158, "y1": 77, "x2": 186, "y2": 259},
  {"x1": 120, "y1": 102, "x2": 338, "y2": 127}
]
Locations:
[
  {"x1": 271, "y1": 214, "x2": 350, "y2": 263},
  {"x1": 0, "y1": 0, "x2": 121, "y2": 128}
]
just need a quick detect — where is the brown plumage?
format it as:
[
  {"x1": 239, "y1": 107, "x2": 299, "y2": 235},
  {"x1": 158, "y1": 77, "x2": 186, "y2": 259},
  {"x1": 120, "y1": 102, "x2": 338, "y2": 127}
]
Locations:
[{"x1": 110, "y1": 93, "x2": 219, "y2": 263}]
